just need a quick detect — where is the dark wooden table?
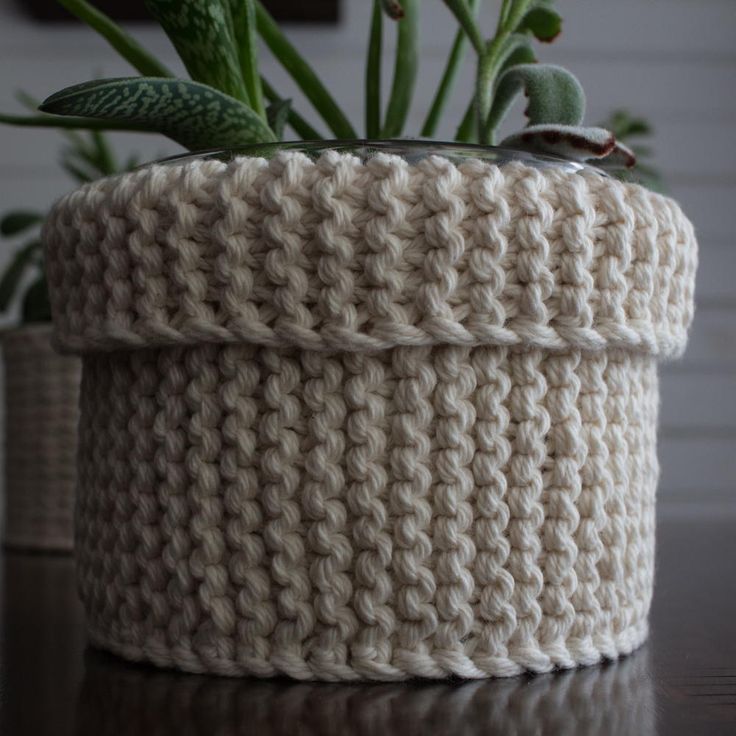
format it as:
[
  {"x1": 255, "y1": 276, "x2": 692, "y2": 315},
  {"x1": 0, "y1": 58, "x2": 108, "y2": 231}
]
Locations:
[{"x1": 0, "y1": 515, "x2": 734, "y2": 735}]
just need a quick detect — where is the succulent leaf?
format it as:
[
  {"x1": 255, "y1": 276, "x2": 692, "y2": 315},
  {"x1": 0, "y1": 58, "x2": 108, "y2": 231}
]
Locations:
[
  {"x1": 600, "y1": 109, "x2": 652, "y2": 139},
  {"x1": 500, "y1": 123, "x2": 637, "y2": 167},
  {"x1": 144, "y1": 0, "x2": 248, "y2": 102},
  {"x1": 266, "y1": 98, "x2": 291, "y2": 139},
  {"x1": 57, "y1": 0, "x2": 172, "y2": 78},
  {"x1": 0, "y1": 240, "x2": 41, "y2": 311},
  {"x1": 0, "y1": 211, "x2": 42, "y2": 237},
  {"x1": 228, "y1": 0, "x2": 265, "y2": 117},
  {"x1": 518, "y1": 6, "x2": 562, "y2": 42},
  {"x1": 366, "y1": 0, "x2": 383, "y2": 137},
  {"x1": 496, "y1": 64, "x2": 585, "y2": 129},
  {"x1": 40, "y1": 77, "x2": 277, "y2": 150},
  {"x1": 255, "y1": 2, "x2": 357, "y2": 138},
  {"x1": 381, "y1": 0, "x2": 419, "y2": 138},
  {"x1": 21, "y1": 276, "x2": 52, "y2": 323},
  {"x1": 597, "y1": 139, "x2": 637, "y2": 168}
]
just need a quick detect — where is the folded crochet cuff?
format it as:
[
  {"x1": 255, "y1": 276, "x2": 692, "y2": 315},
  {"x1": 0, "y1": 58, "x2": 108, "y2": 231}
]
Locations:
[{"x1": 43, "y1": 151, "x2": 697, "y2": 357}]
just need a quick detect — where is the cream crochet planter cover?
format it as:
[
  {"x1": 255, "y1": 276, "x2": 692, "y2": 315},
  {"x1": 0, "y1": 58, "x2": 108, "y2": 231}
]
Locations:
[
  {"x1": 44, "y1": 150, "x2": 697, "y2": 681},
  {"x1": 2, "y1": 324, "x2": 79, "y2": 551}
]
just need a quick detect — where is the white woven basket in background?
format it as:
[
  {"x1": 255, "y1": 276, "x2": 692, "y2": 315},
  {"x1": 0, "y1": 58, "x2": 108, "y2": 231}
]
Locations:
[
  {"x1": 2, "y1": 324, "x2": 79, "y2": 551},
  {"x1": 44, "y1": 150, "x2": 698, "y2": 680}
]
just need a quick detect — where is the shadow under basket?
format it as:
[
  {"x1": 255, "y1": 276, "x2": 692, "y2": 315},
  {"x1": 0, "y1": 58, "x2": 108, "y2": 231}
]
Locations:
[
  {"x1": 43, "y1": 143, "x2": 698, "y2": 681},
  {"x1": 2, "y1": 324, "x2": 80, "y2": 552}
]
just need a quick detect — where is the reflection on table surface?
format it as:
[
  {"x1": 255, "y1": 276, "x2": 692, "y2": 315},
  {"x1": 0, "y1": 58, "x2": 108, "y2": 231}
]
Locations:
[
  {"x1": 1, "y1": 517, "x2": 734, "y2": 735},
  {"x1": 76, "y1": 647, "x2": 654, "y2": 736}
]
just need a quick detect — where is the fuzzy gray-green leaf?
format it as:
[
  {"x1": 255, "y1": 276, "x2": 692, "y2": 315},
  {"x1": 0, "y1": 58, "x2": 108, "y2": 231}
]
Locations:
[
  {"x1": 492, "y1": 63, "x2": 585, "y2": 131},
  {"x1": 501, "y1": 124, "x2": 617, "y2": 161},
  {"x1": 40, "y1": 77, "x2": 276, "y2": 150},
  {"x1": 144, "y1": 0, "x2": 248, "y2": 102}
]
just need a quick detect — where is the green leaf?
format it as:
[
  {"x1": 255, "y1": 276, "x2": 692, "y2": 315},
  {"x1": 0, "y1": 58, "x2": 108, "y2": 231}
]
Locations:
[
  {"x1": 455, "y1": 98, "x2": 477, "y2": 143},
  {"x1": 261, "y1": 78, "x2": 322, "y2": 140},
  {"x1": 229, "y1": 0, "x2": 266, "y2": 118},
  {"x1": 381, "y1": 0, "x2": 419, "y2": 138},
  {"x1": 255, "y1": 1, "x2": 357, "y2": 138},
  {"x1": 123, "y1": 153, "x2": 141, "y2": 171},
  {"x1": 442, "y1": 0, "x2": 485, "y2": 54},
  {"x1": 487, "y1": 63, "x2": 585, "y2": 140},
  {"x1": 40, "y1": 77, "x2": 277, "y2": 150},
  {"x1": 144, "y1": 0, "x2": 248, "y2": 102},
  {"x1": 60, "y1": 158, "x2": 95, "y2": 183},
  {"x1": 0, "y1": 212, "x2": 42, "y2": 237},
  {"x1": 498, "y1": 37, "x2": 536, "y2": 73},
  {"x1": 57, "y1": 0, "x2": 172, "y2": 77},
  {"x1": 21, "y1": 276, "x2": 52, "y2": 324},
  {"x1": 365, "y1": 0, "x2": 383, "y2": 138},
  {"x1": 0, "y1": 241, "x2": 41, "y2": 312},
  {"x1": 421, "y1": 0, "x2": 481, "y2": 138},
  {"x1": 518, "y1": 6, "x2": 562, "y2": 42},
  {"x1": 598, "y1": 109, "x2": 652, "y2": 140},
  {"x1": 0, "y1": 111, "x2": 155, "y2": 133},
  {"x1": 266, "y1": 98, "x2": 291, "y2": 139}
]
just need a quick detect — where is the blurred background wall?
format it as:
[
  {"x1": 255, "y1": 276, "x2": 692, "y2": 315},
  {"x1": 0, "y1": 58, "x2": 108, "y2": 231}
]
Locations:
[{"x1": 0, "y1": 0, "x2": 734, "y2": 516}]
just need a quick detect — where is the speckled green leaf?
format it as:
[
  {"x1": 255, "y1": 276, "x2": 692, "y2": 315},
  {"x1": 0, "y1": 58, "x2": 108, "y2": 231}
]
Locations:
[
  {"x1": 144, "y1": 0, "x2": 248, "y2": 102},
  {"x1": 40, "y1": 77, "x2": 276, "y2": 150}
]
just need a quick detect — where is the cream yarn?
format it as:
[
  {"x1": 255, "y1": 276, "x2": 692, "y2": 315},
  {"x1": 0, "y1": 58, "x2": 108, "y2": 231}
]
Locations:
[
  {"x1": 44, "y1": 151, "x2": 697, "y2": 680},
  {"x1": 2, "y1": 324, "x2": 79, "y2": 551}
]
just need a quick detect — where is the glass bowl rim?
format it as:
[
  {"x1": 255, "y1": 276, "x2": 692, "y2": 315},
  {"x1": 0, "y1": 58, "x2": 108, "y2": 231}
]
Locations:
[{"x1": 153, "y1": 138, "x2": 610, "y2": 175}]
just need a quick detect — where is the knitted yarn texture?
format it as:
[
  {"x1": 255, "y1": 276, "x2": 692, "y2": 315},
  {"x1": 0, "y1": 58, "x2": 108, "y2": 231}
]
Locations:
[
  {"x1": 44, "y1": 151, "x2": 698, "y2": 680},
  {"x1": 2, "y1": 324, "x2": 79, "y2": 551}
]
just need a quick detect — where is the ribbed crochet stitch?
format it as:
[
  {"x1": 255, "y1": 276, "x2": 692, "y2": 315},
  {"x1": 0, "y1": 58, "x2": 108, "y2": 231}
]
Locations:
[
  {"x1": 44, "y1": 150, "x2": 697, "y2": 680},
  {"x1": 2, "y1": 324, "x2": 79, "y2": 551}
]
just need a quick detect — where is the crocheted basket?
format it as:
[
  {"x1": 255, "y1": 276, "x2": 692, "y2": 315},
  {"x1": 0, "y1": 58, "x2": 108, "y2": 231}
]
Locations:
[
  {"x1": 2, "y1": 324, "x2": 80, "y2": 551},
  {"x1": 43, "y1": 147, "x2": 697, "y2": 680}
]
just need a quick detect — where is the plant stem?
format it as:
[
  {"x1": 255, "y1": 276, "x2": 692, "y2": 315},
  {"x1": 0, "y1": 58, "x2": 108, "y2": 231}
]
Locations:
[
  {"x1": 254, "y1": 1, "x2": 356, "y2": 138},
  {"x1": 261, "y1": 78, "x2": 322, "y2": 140},
  {"x1": 421, "y1": 0, "x2": 480, "y2": 138},
  {"x1": 365, "y1": 0, "x2": 383, "y2": 138},
  {"x1": 475, "y1": 2, "x2": 537, "y2": 145},
  {"x1": 499, "y1": 0, "x2": 512, "y2": 29},
  {"x1": 57, "y1": 0, "x2": 172, "y2": 77},
  {"x1": 381, "y1": 0, "x2": 419, "y2": 138},
  {"x1": 442, "y1": 0, "x2": 484, "y2": 54},
  {"x1": 503, "y1": 0, "x2": 534, "y2": 34}
]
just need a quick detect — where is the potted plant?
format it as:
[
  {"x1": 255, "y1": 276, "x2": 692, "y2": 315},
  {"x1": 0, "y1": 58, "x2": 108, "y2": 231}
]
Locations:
[
  {"x1": 0, "y1": 114, "x2": 137, "y2": 551},
  {"x1": 27, "y1": 0, "x2": 697, "y2": 679}
]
